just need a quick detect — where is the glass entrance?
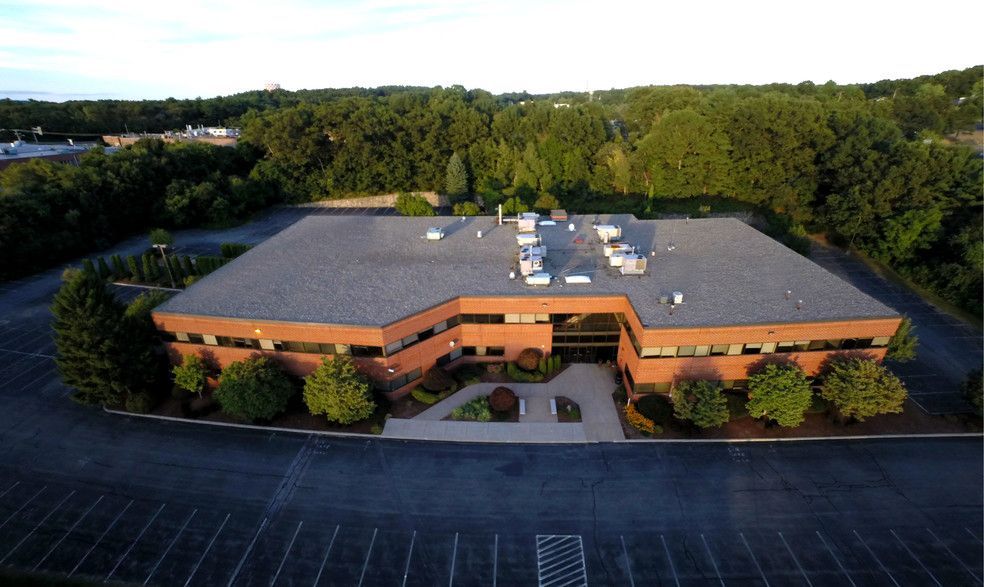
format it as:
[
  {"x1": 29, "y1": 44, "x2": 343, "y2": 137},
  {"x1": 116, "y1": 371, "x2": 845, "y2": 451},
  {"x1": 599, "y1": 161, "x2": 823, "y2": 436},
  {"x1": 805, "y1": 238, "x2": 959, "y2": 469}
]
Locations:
[{"x1": 551, "y1": 313, "x2": 623, "y2": 364}]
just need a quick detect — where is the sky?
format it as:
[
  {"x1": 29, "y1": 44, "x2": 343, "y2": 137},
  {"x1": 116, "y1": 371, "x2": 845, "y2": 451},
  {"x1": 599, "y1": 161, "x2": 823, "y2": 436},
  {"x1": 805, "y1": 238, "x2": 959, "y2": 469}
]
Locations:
[{"x1": 0, "y1": 0, "x2": 981, "y2": 101}]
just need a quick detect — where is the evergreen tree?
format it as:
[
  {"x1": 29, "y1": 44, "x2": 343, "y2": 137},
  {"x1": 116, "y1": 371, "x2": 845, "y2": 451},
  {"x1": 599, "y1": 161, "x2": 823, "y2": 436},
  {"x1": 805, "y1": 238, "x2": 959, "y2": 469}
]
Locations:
[
  {"x1": 142, "y1": 253, "x2": 157, "y2": 281},
  {"x1": 671, "y1": 380, "x2": 729, "y2": 428},
  {"x1": 127, "y1": 255, "x2": 142, "y2": 281},
  {"x1": 182, "y1": 255, "x2": 196, "y2": 276},
  {"x1": 81, "y1": 258, "x2": 96, "y2": 277},
  {"x1": 887, "y1": 317, "x2": 918, "y2": 362},
  {"x1": 445, "y1": 153, "x2": 469, "y2": 199},
  {"x1": 96, "y1": 257, "x2": 111, "y2": 280},
  {"x1": 111, "y1": 254, "x2": 126, "y2": 279},
  {"x1": 215, "y1": 357, "x2": 294, "y2": 422}
]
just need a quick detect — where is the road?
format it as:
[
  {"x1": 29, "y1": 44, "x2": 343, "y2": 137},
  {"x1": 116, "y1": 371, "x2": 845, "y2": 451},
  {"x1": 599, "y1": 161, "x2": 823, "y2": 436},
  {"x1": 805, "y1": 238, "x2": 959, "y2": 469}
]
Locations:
[{"x1": 0, "y1": 207, "x2": 980, "y2": 585}]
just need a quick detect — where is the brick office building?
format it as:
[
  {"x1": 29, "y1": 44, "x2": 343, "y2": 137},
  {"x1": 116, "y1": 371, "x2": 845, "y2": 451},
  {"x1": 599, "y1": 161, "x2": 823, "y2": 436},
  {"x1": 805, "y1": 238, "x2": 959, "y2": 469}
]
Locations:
[{"x1": 152, "y1": 214, "x2": 901, "y2": 399}]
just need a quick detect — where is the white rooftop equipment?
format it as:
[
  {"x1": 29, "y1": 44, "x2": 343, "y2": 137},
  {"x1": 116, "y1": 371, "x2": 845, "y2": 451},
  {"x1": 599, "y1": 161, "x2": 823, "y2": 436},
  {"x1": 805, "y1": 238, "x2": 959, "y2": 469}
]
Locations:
[
  {"x1": 568, "y1": 223, "x2": 575, "y2": 232},
  {"x1": 619, "y1": 254, "x2": 647, "y2": 275},
  {"x1": 516, "y1": 232, "x2": 541, "y2": 246},
  {"x1": 426, "y1": 227, "x2": 444, "y2": 240},
  {"x1": 609, "y1": 251, "x2": 628, "y2": 267},
  {"x1": 596, "y1": 224, "x2": 622, "y2": 243},
  {"x1": 519, "y1": 245, "x2": 546, "y2": 258},
  {"x1": 519, "y1": 254, "x2": 544, "y2": 276},
  {"x1": 525, "y1": 272, "x2": 551, "y2": 286},
  {"x1": 538, "y1": 220, "x2": 557, "y2": 226},
  {"x1": 517, "y1": 213, "x2": 539, "y2": 232},
  {"x1": 603, "y1": 243, "x2": 634, "y2": 257},
  {"x1": 672, "y1": 291, "x2": 684, "y2": 304},
  {"x1": 564, "y1": 275, "x2": 592, "y2": 284}
]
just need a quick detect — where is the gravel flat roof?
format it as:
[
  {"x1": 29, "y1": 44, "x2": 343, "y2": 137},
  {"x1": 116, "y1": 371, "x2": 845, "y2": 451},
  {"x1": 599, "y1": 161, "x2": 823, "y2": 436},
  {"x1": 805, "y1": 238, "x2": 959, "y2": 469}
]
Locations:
[{"x1": 156, "y1": 214, "x2": 897, "y2": 328}]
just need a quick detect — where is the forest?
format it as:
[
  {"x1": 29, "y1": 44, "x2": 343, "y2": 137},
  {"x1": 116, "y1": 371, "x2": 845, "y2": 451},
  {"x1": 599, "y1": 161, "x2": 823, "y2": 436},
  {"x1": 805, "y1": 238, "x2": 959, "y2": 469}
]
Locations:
[{"x1": 0, "y1": 66, "x2": 981, "y2": 315}]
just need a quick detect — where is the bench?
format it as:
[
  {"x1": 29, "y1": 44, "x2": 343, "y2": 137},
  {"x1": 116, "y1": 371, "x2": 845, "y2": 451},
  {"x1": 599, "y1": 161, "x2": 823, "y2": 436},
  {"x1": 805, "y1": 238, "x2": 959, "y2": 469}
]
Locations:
[
  {"x1": 519, "y1": 398, "x2": 526, "y2": 416},
  {"x1": 550, "y1": 398, "x2": 558, "y2": 415}
]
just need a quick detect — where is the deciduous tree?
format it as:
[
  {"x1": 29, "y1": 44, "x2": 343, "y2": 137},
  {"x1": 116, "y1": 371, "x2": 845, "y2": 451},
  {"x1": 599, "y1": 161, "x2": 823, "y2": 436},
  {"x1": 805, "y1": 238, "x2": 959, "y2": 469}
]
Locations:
[
  {"x1": 820, "y1": 357, "x2": 907, "y2": 421},
  {"x1": 671, "y1": 380, "x2": 729, "y2": 428},
  {"x1": 303, "y1": 356, "x2": 375, "y2": 425},
  {"x1": 747, "y1": 363, "x2": 813, "y2": 427},
  {"x1": 214, "y1": 357, "x2": 294, "y2": 422}
]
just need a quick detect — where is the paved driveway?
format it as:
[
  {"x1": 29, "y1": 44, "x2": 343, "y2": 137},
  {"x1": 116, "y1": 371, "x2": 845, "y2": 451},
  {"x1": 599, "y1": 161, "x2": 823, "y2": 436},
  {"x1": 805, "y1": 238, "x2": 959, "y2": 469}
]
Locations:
[
  {"x1": 809, "y1": 243, "x2": 982, "y2": 414},
  {"x1": 383, "y1": 364, "x2": 624, "y2": 442}
]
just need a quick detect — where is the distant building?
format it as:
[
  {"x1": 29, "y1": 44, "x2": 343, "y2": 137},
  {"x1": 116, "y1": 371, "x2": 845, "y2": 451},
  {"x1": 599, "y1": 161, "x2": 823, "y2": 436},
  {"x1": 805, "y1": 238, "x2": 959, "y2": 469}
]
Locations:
[
  {"x1": 553, "y1": 103, "x2": 571, "y2": 108},
  {"x1": 0, "y1": 140, "x2": 113, "y2": 171},
  {"x1": 102, "y1": 124, "x2": 240, "y2": 148}
]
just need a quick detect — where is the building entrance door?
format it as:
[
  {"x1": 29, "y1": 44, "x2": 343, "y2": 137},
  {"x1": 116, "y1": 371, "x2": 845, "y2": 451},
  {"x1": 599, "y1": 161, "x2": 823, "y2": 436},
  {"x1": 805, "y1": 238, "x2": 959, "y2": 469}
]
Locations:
[{"x1": 554, "y1": 345, "x2": 618, "y2": 364}]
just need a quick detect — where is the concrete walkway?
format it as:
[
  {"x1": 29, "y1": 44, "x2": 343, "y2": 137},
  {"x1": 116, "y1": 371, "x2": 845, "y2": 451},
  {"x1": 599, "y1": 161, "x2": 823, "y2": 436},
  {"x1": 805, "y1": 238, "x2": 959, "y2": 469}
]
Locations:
[{"x1": 382, "y1": 364, "x2": 624, "y2": 442}]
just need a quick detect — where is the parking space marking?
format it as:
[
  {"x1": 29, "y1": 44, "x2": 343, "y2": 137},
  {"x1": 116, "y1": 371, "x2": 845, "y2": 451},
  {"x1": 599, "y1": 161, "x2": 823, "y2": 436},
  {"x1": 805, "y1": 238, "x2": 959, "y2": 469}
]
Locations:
[
  {"x1": 356, "y1": 527, "x2": 378, "y2": 587},
  {"x1": 966, "y1": 528, "x2": 983, "y2": 545},
  {"x1": 0, "y1": 348, "x2": 54, "y2": 360},
  {"x1": 492, "y1": 533, "x2": 498, "y2": 587},
  {"x1": 0, "y1": 489, "x2": 76, "y2": 565},
  {"x1": 620, "y1": 535, "x2": 635, "y2": 587},
  {"x1": 33, "y1": 494, "x2": 104, "y2": 571},
  {"x1": 739, "y1": 532, "x2": 770, "y2": 587},
  {"x1": 69, "y1": 498, "x2": 133, "y2": 577},
  {"x1": 106, "y1": 503, "x2": 166, "y2": 582},
  {"x1": 401, "y1": 530, "x2": 416, "y2": 587},
  {"x1": 13, "y1": 365, "x2": 59, "y2": 396},
  {"x1": 699, "y1": 534, "x2": 725, "y2": 587},
  {"x1": 815, "y1": 531, "x2": 856, "y2": 587},
  {"x1": 777, "y1": 532, "x2": 812, "y2": 587},
  {"x1": 0, "y1": 485, "x2": 47, "y2": 532},
  {"x1": 144, "y1": 508, "x2": 197, "y2": 585},
  {"x1": 926, "y1": 528, "x2": 981, "y2": 584},
  {"x1": 270, "y1": 521, "x2": 303, "y2": 587},
  {"x1": 853, "y1": 530, "x2": 900, "y2": 587},
  {"x1": 535, "y1": 534, "x2": 588, "y2": 587},
  {"x1": 227, "y1": 516, "x2": 268, "y2": 587},
  {"x1": 0, "y1": 480, "x2": 19, "y2": 500},
  {"x1": 659, "y1": 534, "x2": 680, "y2": 587},
  {"x1": 183, "y1": 513, "x2": 229, "y2": 587},
  {"x1": 890, "y1": 529, "x2": 942, "y2": 587},
  {"x1": 312, "y1": 524, "x2": 339, "y2": 587}
]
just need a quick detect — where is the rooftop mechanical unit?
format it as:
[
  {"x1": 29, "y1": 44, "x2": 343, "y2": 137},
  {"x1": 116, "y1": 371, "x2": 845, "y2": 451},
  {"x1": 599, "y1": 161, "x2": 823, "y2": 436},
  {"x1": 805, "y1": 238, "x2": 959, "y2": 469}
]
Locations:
[
  {"x1": 603, "y1": 243, "x2": 634, "y2": 258},
  {"x1": 425, "y1": 227, "x2": 444, "y2": 240},
  {"x1": 517, "y1": 212, "x2": 540, "y2": 232},
  {"x1": 619, "y1": 254, "x2": 647, "y2": 275},
  {"x1": 550, "y1": 209, "x2": 568, "y2": 221},
  {"x1": 595, "y1": 224, "x2": 622, "y2": 243},
  {"x1": 524, "y1": 272, "x2": 551, "y2": 286},
  {"x1": 609, "y1": 251, "x2": 629, "y2": 267},
  {"x1": 516, "y1": 232, "x2": 542, "y2": 246},
  {"x1": 519, "y1": 245, "x2": 547, "y2": 258},
  {"x1": 564, "y1": 275, "x2": 591, "y2": 284},
  {"x1": 519, "y1": 254, "x2": 544, "y2": 276}
]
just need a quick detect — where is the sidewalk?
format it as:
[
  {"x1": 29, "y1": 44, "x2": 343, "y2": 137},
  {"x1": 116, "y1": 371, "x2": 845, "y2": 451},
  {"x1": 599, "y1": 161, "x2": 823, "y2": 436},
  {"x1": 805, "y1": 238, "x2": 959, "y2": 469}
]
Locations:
[{"x1": 382, "y1": 364, "x2": 624, "y2": 442}]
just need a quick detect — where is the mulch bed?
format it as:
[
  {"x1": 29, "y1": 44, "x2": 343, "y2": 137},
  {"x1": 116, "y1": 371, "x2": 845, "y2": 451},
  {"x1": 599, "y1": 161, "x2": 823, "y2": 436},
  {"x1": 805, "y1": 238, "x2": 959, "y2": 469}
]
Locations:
[{"x1": 555, "y1": 397, "x2": 582, "y2": 423}]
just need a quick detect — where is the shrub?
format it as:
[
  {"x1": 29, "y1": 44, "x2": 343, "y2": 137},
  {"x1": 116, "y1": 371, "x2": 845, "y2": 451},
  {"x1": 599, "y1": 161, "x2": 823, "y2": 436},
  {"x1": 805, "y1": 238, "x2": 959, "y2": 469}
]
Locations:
[
  {"x1": 125, "y1": 392, "x2": 157, "y2": 414},
  {"x1": 127, "y1": 255, "x2": 142, "y2": 281},
  {"x1": 489, "y1": 386, "x2": 517, "y2": 412},
  {"x1": 81, "y1": 258, "x2": 96, "y2": 277},
  {"x1": 142, "y1": 253, "x2": 158, "y2": 281},
  {"x1": 149, "y1": 228, "x2": 173, "y2": 247},
  {"x1": 173, "y1": 353, "x2": 208, "y2": 398},
  {"x1": 395, "y1": 192, "x2": 436, "y2": 216},
  {"x1": 506, "y1": 362, "x2": 544, "y2": 382},
  {"x1": 887, "y1": 317, "x2": 918, "y2": 362},
  {"x1": 303, "y1": 356, "x2": 375, "y2": 425},
  {"x1": 672, "y1": 380, "x2": 729, "y2": 428},
  {"x1": 746, "y1": 363, "x2": 813, "y2": 427},
  {"x1": 516, "y1": 348, "x2": 543, "y2": 371},
  {"x1": 96, "y1": 257, "x2": 111, "y2": 279},
  {"x1": 451, "y1": 396, "x2": 492, "y2": 422},
  {"x1": 181, "y1": 255, "x2": 196, "y2": 277},
  {"x1": 421, "y1": 367, "x2": 455, "y2": 392},
  {"x1": 214, "y1": 357, "x2": 294, "y2": 422},
  {"x1": 820, "y1": 357, "x2": 907, "y2": 421},
  {"x1": 220, "y1": 242, "x2": 253, "y2": 258},
  {"x1": 636, "y1": 393, "x2": 673, "y2": 425},
  {"x1": 625, "y1": 403, "x2": 662, "y2": 435},
  {"x1": 183, "y1": 275, "x2": 200, "y2": 287},
  {"x1": 411, "y1": 387, "x2": 441, "y2": 404},
  {"x1": 501, "y1": 196, "x2": 528, "y2": 215},
  {"x1": 110, "y1": 254, "x2": 126, "y2": 279},
  {"x1": 552, "y1": 354, "x2": 561, "y2": 373},
  {"x1": 452, "y1": 201, "x2": 481, "y2": 216},
  {"x1": 538, "y1": 358, "x2": 547, "y2": 375},
  {"x1": 962, "y1": 369, "x2": 983, "y2": 416}
]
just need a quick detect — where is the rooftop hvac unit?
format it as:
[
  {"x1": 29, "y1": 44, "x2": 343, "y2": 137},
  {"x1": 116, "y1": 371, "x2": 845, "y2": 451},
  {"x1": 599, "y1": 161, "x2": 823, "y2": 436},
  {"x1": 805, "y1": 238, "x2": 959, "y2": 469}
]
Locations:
[
  {"x1": 525, "y1": 272, "x2": 551, "y2": 286},
  {"x1": 619, "y1": 254, "x2": 647, "y2": 275},
  {"x1": 516, "y1": 232, "x2": 541, "y2": 246},
  {"x1": 519, "y1": 254, "x2": 544, "y2": 276},
  {"x1": 564, "y1": 275, "x2": 591, "y2": 284},
  {"x1": 609, "y1": 251, "x2": 627, "y2": 267},
  {"x1": 672, "y1": 291, "x2": 684, "y2": 304},
  {"x1": 519, "y1": 245, "x2": 547, "y2": 258},
  {"x1": 426, "y1": 227, "x2": 444, "y2": 240},
  {"x1": 517, "y1": 217, "x2": 537, "y2": 232},
  {"x1": 596, "y1": 224, "x2": 622, "y2": 243},
  {"x1": 603, "y1": 243, "x2": 634, "y2": 257}
]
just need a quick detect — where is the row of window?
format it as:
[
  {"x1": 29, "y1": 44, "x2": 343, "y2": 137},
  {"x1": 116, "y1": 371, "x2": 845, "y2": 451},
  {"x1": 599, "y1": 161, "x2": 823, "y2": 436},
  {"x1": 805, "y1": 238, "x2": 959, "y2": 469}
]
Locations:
[
  {"x1": 165, "y1": 332, "x2": 387, "y2": 358},
  {"x1": 380, "y1": 368, "x2": 423, "y2": 392},
  {"x1": 384, "y1": 316, "x2": 461, "y2": 355},
  {"x1": 624, "y1": 365, "x2": 753, "y2": 394}
]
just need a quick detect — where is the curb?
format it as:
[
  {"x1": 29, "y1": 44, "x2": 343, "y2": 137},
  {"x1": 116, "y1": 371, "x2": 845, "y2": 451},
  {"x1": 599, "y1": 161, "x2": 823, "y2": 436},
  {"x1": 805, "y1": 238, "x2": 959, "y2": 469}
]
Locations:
[{"x1": 103, "y1": 408, "x2": 982, "y2": 445}]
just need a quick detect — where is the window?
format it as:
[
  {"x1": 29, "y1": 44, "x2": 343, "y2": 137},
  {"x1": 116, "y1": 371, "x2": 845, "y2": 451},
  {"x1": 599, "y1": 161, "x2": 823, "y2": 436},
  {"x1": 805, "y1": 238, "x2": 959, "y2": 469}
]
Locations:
[
  {"x1": 535, "y1": 313, "x2": 550, "y2": 323},
  {"x1": 776, "y1": 341, "x2": 794, "y2": 353},
  {"x1": 760, "y1": 342, "x2": 777, "y2": 354},
  {"x1": 284, "y1": 341, "x2": 305, "y2": 353},
  {"x1": 794, "y1": 340, "x2": 810, "y2": 351},
  {"x1": 727, "y1": 344, "x2": 743, "y2": 356},
  {"x1": 319, "y1": 343, "x2": 336, "y2": 354},
  {"x1": 203, "y1": 334, "x2": 218, "y2": 346},
  {"x1": 272, "y1": 340, "x2": 285, "y2": 351},
  {"x1": 384, "y1": 340, "x2": 403, "y2": 355},
  {"x1": 259, "y1": 339, "x2": 275, "y2": 350},
  {"x1": 402, "y1": 333, "x2": 419, "y2": 347},
  {"x1": 446, "y1": 315, "x2": 460, "y2": 328},
  {"x1": 742, "y1": 343, "x2": 762, "y2": 355},
  {"x1": 175, "y1": 332, "x2": 190, "y2": 342},
  {"x1": 520, "y1": 314, "x2": 536, "y2": 324},
  {"x1": 677, "y1": 345, "x2": 696, "y2": 357},
  {"x1": 406, "y1": 368, "x2": 422, "y2": 383},
  {"x1": 660, "y1": 346, "x2": 677, "y2": 358},
  {"x1": 807, "y1": 340, "x2": 827, "y2": 351},
  {"x1": 871, "y1": 336, "x2": 890, "y2": 347},
  {"x1": 710, "y1": 344, "x2": 729, "y2": 356},
  {"x1": 825, "y1": 339, "x2": 843, "y2": 350},
  {"x1": 188, "y1": 333, "x2": 205, "y2": 344},
  {"x1": 640, "y1": 347, "x2": 661, "y2": 358},
  {"x1": 351, "y1": 345, "x2": 383, "y2": 358},
  {"x1": 694, "y1": 345, "x2": 710, "y2": 357},
  {"x1": 432, "y1": 320, "x2": 448, "y2": 334},
  {"x1": 652, "y1": 382, "x2": 671, "y2": 393},
  {"x1": 335, "y1": 344, "x2": 351, "y2": 355},
  {"x1": 634, "y1": 382, "x2": 656, "y2": 393},
  {"x1": 302, "y1": 341, "x2": 321, "y2": 353},
  {"x1": 504, "y1": 314, "x2": 520, "y2": 323}
]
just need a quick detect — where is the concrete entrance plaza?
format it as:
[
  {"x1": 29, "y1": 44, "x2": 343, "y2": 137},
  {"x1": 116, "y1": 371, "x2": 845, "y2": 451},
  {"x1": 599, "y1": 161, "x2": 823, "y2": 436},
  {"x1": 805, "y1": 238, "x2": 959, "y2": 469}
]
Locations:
[{"x1": 382, "y1": 364, "x2": 625, "y2": 442}]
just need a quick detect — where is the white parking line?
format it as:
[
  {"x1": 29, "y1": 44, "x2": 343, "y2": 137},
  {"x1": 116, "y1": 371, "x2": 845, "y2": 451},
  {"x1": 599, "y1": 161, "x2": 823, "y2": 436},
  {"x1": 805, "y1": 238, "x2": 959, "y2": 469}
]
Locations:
[
  {"x1": 144, "y1": 508, "x2": 198, "y2": 585},
  {"x1": 402, "y1": 530, "x2": 416, "y2": 587},
  {"x1": 227, "y1": 516, "x2": 268, "y2": 587},
  {"x1": 660, "y1": 534, "x2": 680, "y2": 587},
  {"x1": 739, "y1": 532, "x2": 770, "y2": 587},
  {"x1": 535, "y1": 534, "x2": 588, "y2": 587},
  {"x1": 69, "y1": 499, "x2": 133, "y2": 577},
  {"x1": 890, "y1": 529, "x2": 942, "y2": 587},
  {"x1": 312, "y1": 524, "x2": 339, "y2": 587},
  {"x1": 106, "y1": 503, "x2": 166, "y2": 582},
  {"x1": 777, "y1": 532, "x2": 813, "y2": 587},
  {"x1": 356, "y1": 527, "x2": 378, "y2": 587},
  {"x1": 0, "y1": 347, "x2": 54, "y2": 360},
  {"x1": 448, "y1": 532, "x2": 459, "y2": 587},
  {"x1": 699, "y1": 534, "x2": 725, "y2": 587},
  {"x1": 815, "y1": 531, "x2": 856, "y2": 587},
  {"x1": 620, "y1": 535, "x2": 635, "y2": 587},
  {"x1": 270, "y1": 521, "x2": 303, "y2": 587},
  {"x1": 0, "y1": 485, "x2": 47, "y2": 532},
  {"x1": 0, "y1": 480, "x2": 19, "y2": 500},
  {"x1": 852, "y1": 530, "x2": 900, "y2": 587},
  {"x1": 492, "y1": 533, "x2": 498, "y2": 587},
  {"x1": 11, "y1": 364, "x2": 58, "y2": 395},
  {"x1": 0, "y1": 489, "x2": 76, "y2": 565},
  {"x1": 925, "y1": 528, "x2": 981, "y2": 584},
  {"x1": 966, "y1": 527, "x2": 983, "y2": 545},
  {"x1": 183, "y1": 513, "x2": 229, "y2": 587},
  {"x1": 33, "y1": 494, "x2": 104, "y2": 571}
]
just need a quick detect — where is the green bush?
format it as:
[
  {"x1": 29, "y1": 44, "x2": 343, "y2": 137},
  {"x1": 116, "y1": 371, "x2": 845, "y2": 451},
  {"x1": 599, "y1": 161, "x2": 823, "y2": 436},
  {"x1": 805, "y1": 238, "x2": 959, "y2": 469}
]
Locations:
[
  {"x1": 395, "y1": 192, "x2": 435, "y2": 216},
  {"x1": 220, "y1": 242, "x2": 253, "y2": 258},
  {"x1": 451, "y1": 396, "x2": 492, "y2": 422},
  {"x1": 127, "y1": 255, "x2": 142, "y2": 281},
  {"x1": 411, "y1": 387, "x2": 440, "y2": 404},
  {"x1": 887, "y1": 317, "x2": 918, "y2": 362},
  {"x1": 636, "y1": 393, "x2": 674, "y2": 426},
  {"x1": 303, "y1": 356, "x2": 375, "y2": 425},
  {"x1": 125, "y1": 392, "x2": 156, "y2": 414},
  {"x1": 506, "y1": 362, "x2": 544, "y2": 382},
  {"x1": 962, "y1": 369, "x2": 983, "y2": 416},
  {"x1": 538, "y1": 358, "x2": 547, "y2": 375},
  {"x1": 452, "y1": 201, "x2": 481, "y2": 216},
  {"x1": 820, "y1": 357, "x2": 907, "y2": 421},
  {"x1": 672, "y1": 380, "x2": 729, "y2": 428},
  {"x1": 214, "y1": 356, "x2": 295, "y2": 422},
  {"x1": 552, "y1": 354, "x2": 561, "y2": 373},
  {"x1": 747, "y1": 363, "x2": 813, "y2": 427}
]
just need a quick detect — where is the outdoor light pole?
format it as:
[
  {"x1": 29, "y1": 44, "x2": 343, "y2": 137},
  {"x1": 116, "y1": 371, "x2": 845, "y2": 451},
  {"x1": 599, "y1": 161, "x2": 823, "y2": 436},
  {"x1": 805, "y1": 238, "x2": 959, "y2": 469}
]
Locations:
[{"x1": 155, "y1": 243, "x2": 176, "y2": 288}]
